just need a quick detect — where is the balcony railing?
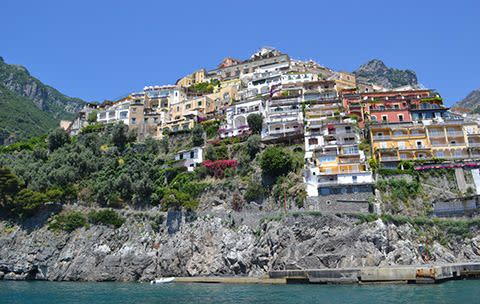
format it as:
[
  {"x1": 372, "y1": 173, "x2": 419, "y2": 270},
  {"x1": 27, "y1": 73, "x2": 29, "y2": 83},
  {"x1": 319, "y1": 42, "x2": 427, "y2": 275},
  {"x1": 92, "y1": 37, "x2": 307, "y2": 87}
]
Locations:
[
  {"x1": 449, "y1": 142, "x2": 466, "y2": 147},
  {"x1": 429, "y1": 132, "x2": 445, "y2": 137},
  {"x1": 373, "y1": 135, "x2": 391, "y2": 140},
  {"x1": 381, "y1": 156, "x2": 399, "y2": 162},
  {"x1": 468, "y1": 142, "x2": 480, "y2": 147},
  {"x1": 446, "y1": 131, "x2": 464, "y2": 137}
]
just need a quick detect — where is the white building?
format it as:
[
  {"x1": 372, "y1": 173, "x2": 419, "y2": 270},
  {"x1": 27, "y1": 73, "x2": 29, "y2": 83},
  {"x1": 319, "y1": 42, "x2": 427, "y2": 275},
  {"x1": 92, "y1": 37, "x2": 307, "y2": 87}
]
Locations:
[
  {"x1": 174, "y1": 147, "x2": 204, "y2": 172},
  {"x1": 97, "y1": 99, "x2": 132, "y2": 125},
  {"x1": 219, "y1": 99, "x2": 263, "y2": 138},
  {"x1": 262, "y1": 95, "x2": 303, "y2": 142}
]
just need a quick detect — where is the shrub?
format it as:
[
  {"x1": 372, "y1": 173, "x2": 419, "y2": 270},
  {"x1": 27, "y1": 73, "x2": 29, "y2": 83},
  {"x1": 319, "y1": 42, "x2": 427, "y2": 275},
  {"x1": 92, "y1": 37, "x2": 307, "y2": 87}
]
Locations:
[
  {"x1": 244, "y1": 182, "x2": 265, "y2": 202},
  {"x1": 231, "y1": 191, "x2": 245, "y2": 211},
  {"x1": 48, "y1": 211, "x2": 88, "y2": 232},
  {"x1": 161, "y1": 188, "x2": 198, "y2": 211},
  {"x1": 246, "y1": 135, "x2": 261, "y2": 159},
  {"x1": 47, "y1": 128, "x2": 70, "y2": 152},
  {"x1": 88, "y1": 209, "x2": 125, "y2": 228},
  {"x1": 191, "y1": 124, "x2": 205, "y2": 147},
  {"x1": 87, "y1": 110, "x2": 98, "y2": 123},
  {"x1": 80, "y1": 123, "x2": 104, "y2": 134},
  {"x1": 10, "y1": 188, "x2": 49, "y2": 217},
  {"x1": 203, "y1": 159, "x2": 238, "y2": 178},
  {"x1": 260, "y1": 147, "x2": 293, "y2": 179}
]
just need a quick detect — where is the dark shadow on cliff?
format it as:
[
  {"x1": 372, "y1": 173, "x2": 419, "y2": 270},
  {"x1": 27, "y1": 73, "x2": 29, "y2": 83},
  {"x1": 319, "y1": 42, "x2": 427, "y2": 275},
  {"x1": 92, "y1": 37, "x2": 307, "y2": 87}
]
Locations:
[
  {"x1": 166, "y1": 210, "x2": 197, "y2": 235},
  {"x1": 0, "y1": 202, "x2": 62, "y2": 233}
]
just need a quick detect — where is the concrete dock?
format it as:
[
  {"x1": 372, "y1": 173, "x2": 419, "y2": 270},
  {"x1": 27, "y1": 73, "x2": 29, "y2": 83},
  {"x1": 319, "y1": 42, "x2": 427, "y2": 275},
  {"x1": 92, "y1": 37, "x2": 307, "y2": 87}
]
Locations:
[
  {"x1": 269, "y1": 262, "x2": 480, "y2": 284},
  {"x1": 172, "y1": 263, "x2": 480, "y2": 285}
]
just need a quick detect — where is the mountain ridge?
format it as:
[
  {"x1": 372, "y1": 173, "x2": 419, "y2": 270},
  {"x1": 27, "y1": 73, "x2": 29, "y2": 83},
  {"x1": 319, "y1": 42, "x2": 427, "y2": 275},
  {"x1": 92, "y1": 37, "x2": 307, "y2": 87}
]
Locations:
[{"x1": 353, "y1": 59, "x2": 418, "y2": 89}]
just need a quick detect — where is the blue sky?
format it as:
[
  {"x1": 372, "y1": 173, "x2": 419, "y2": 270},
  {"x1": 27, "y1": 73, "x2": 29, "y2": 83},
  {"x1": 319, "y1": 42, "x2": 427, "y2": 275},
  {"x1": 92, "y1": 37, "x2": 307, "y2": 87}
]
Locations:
[{"x1": 1, "y1": 0, "x2": 479, "y2": 105}]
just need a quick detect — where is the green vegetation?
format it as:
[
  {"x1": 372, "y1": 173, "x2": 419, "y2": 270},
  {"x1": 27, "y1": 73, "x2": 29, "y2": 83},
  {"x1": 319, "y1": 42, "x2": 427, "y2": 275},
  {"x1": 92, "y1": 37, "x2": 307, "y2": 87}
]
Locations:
[
  {"x1": 0, "y1": 59, "x2": 85, "y2": 144},
  {"x1": 260, "y1": 147, "x2": 294, "y2": 179},
  {"x1": 247, "y1": 113, "x2": 263, "y2": 134},
  {"x1": 87, "y1": 209, "x2": 125, "y2": 228},
  {"x1": 0, "y1": 83, "x2": 57, "y2": 144},
  {"x1": 375, "y1": 178, "x2": 421, "y2": 202},
  {"x1": 191, "y1": 124, "x2": 205, "y2": 147},
  {"x1": 48, "y1": 211, "x2": 88, "y2": 232}
]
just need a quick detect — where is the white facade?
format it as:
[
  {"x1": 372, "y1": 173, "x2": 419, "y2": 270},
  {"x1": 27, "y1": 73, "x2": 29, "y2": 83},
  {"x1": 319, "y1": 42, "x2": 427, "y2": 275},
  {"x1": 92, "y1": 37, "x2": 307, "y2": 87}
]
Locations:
[
  {"x1": 281, "y1": 73, "x2": 316, "y2": 85},
  {"x1": 97, "y1": 100, "x2": 131, "y2": 125},
  {"x1": 220, "y1": 99, "x2": 263, "y2": 138},
  {"x1": 262, "y1": 97, "x2": 303, "y2": 140},
  {"x1": 175, "y1": 147, "x2": 204, "y2": 172}
]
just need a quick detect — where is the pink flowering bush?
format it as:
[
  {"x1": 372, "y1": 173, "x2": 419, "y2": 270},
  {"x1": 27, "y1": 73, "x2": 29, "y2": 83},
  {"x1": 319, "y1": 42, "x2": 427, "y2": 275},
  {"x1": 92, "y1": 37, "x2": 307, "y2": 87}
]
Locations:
[{"x1": 203, "y1": 159, "x2": 238, "y2": 178}]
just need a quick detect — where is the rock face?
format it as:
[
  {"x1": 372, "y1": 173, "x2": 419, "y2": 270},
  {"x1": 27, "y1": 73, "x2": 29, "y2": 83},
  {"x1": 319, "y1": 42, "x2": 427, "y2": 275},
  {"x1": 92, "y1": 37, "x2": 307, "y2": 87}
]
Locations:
[
  {"x1": 455, "y1": 89, "x2": 480, "y2": 111},
  {"x1": 1, "y1": 211, "x2": 479, "y2": 282},
  {"x1": 353, "y1": 59, "x2": 418, "y2": 89}
]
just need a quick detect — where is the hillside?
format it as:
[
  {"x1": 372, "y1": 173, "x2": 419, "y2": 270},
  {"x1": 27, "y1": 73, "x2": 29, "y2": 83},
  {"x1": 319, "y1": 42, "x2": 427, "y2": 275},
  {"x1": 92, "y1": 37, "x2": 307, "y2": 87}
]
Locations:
[
  {"x1": 455, "y1": 88, "x2": 480, "y2": 112},
  {"x1": 353, "y1": 59, "x2": 418, "y2": 89},
  {"x1": 0, "y1": 56, "x2": 86, "y2": 144},
  {"x1": 0, "y1": 83, "x2": 58, "y2": 144}
]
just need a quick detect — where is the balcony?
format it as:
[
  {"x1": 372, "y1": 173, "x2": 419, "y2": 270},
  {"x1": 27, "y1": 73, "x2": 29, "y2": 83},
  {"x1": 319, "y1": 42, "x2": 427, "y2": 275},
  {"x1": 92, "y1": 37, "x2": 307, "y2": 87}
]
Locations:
[
  {"x1": 468, "y1": 142, "x2": 480, "y2": 147},
  {"x1": 449, "y1": 142, "x2": 466, "y2": 147},
  {"x1": 446, "y1": 131, "x2": 464, "y2": 137},
  {"x1": 431, "y1": 142, "x2": 447, "y2": 147},
  {"x1": 429, "y1": 132, "x2": 445, "y2": 137},
  {"x1": 373, "y1": 135, "x2": 391, "y2": 140},
  {"x1": 381, "y1": 156, "x2": 399, "y2": 162}
]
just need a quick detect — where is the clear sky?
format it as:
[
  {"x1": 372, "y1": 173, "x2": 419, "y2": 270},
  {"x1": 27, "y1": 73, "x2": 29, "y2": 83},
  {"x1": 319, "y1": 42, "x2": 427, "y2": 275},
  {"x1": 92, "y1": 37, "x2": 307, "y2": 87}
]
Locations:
[{"x1": 1, "y1": 0, "x2": 479, "y2": 105}]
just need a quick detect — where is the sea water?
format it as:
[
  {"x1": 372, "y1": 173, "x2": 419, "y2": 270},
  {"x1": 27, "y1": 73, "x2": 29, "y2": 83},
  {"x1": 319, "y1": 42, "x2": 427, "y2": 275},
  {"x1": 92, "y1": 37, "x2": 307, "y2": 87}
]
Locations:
[{"x1": 1, "y1": 280, "x2": 479, "y2": 304}]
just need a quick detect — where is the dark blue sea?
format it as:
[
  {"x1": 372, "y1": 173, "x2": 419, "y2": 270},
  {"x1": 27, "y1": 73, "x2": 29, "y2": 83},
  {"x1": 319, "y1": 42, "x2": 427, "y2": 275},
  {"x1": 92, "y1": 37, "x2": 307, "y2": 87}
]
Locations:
[{"x1": 1, "y1": 280, "x2": 479, "y2": 304}]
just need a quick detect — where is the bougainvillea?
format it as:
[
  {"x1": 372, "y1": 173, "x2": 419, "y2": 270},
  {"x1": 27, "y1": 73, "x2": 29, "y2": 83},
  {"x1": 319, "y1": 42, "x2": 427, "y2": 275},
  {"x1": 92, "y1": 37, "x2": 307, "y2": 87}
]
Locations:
[{"x1": 203, "y1": 159, "x2": 238, "y2": 178}]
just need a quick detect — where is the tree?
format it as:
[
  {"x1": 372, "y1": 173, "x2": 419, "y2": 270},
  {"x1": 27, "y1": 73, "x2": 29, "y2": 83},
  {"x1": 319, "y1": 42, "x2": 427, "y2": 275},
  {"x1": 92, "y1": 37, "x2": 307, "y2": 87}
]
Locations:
[
  {"x1": 111, "y1": 123, "x2": 129, "y2": 151},
  {"x1": 0, "y1": 167, "x2": 22, "y2": 206},
  {"x1": 191, "y1": 124, "x2": 205, "y2": 147},
  {"x1": 246, "y1": 135, "x2": 261, "y2": 159},
  {"x1": 47, "y1": 128, "x2": 69, "y2": 152},
  {"x1": 87, "y1": 110, "x2": 98, "y2": 123},
  {"x1": 247, "y1": 113, "x2": 263, "y2": 134},
  {"x1": 260, "y1": 147, "x2": 293, "y2": 179}
]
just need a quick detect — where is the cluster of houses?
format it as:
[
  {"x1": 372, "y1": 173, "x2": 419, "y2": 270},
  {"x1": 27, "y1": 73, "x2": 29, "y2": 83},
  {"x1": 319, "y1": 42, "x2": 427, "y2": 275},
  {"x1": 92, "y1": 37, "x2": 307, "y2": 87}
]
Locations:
[{"x1": 65, "y1": 47, "x2": 480, "y2": 198}]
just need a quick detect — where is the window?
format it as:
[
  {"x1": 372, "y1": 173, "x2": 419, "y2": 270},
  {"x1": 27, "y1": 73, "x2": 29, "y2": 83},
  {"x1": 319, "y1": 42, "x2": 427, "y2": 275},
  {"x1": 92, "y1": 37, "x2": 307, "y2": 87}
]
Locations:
[
  {"x1": 398, "y1": 114, "x2": 404, "y2": 122},
  {"x1": 319, "y1": 155, "x2": 336, "y2": 163},
  {"x1": 436, "y1": 151, "x2": 445, "y2": 157},
  {"x1": 382, "y1": 115, "x2": 388, "y2": 122},
  {"x1": 179, "y1": 153, "x2": 183, "y2": 160},
  {"x1": 352, "y1": 176, "x2": 358, "y2": 182},
  {"x1": 131, "y1": 117, "x2": 136, "y2": 124},
  {"x1": 132, "y1": 107, "x2": 137, "y2": 113},
  {"x1": 190, "y1": 151, "x2": 195, "y2": 158},
  {"x1": 416, "y1": 141, "x2": 423, "y2": 148},
  {"x1": 394, "y1": 104, "x2": 399, "y2": 109},
  {"x1": 380, "y1": 142, "x2": 387, "y2": 149},
  {"x1": 398, "y1": 141, "x2": 405, "y2": 149},
  {"x1": 176, "y1": 106, "x2": 180, "y2": 112},
  {"x1": 198, "y1": 101, "x2": 202, "y2": 106},
  {"x1": 186, "y1": 104, "x2": 191, "y2": 109},
  {"x1": 308, "y1": 138, "x2": 318, "y2": 145},
  {"x1": 371, "y1": 115, "x2": 377, "y2": 121}
]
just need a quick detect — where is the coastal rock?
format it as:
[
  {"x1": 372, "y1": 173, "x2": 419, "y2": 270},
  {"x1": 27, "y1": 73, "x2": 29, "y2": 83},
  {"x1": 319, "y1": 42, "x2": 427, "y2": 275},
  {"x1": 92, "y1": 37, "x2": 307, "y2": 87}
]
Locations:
[{"x1": 1, "y1": 212, "x2": 479, "y2": 282}]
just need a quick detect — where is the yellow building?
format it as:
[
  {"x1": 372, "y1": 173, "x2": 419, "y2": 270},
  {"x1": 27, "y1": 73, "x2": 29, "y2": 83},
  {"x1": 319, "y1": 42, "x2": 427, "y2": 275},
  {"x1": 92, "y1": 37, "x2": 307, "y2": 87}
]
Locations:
[
  {"x1": 176, "y1": 69, "x2": 206, "y2": 88},
  {"x1": 425, "y1": 121, "x2": 473, "y2": 159},
  {"x1": 370, "y1": 123, "x2": 433, "y2": 163}
]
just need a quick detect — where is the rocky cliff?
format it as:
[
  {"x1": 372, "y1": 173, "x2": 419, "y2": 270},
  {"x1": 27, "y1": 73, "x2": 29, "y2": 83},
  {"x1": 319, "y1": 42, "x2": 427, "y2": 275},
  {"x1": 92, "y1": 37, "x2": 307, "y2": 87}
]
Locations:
[
  {"x1": 455, "y1": 89, "x2": 480, "y2": 112},
  {"x1": 353, "y1": 59, "x2": 418, "y2": 89},
  {"x1": 1, "y1": 209, "x2": 479, "y2": 281}
]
